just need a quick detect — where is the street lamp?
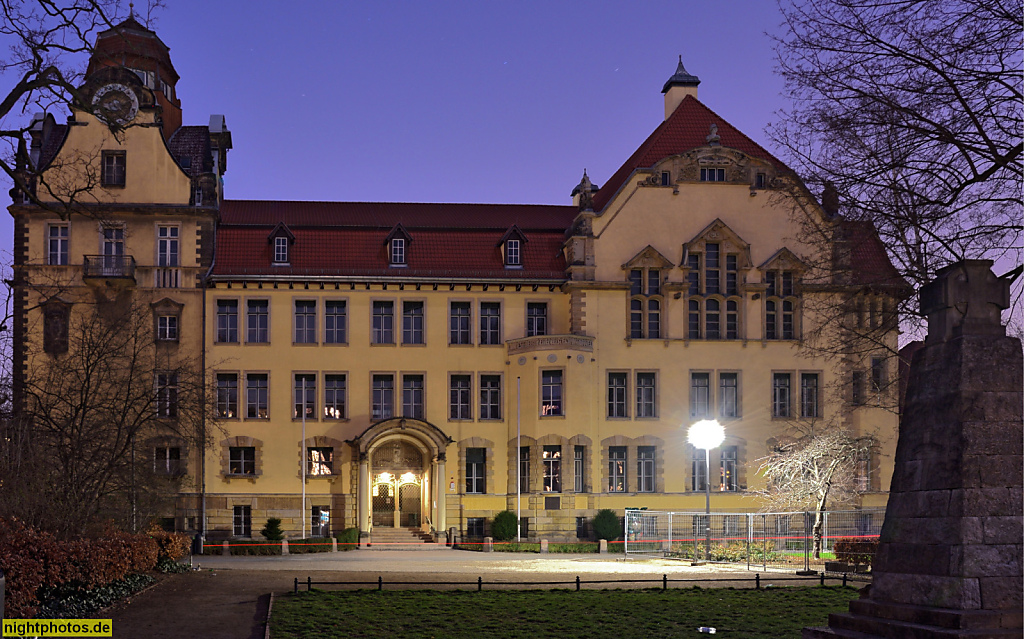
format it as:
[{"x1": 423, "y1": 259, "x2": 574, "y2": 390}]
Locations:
[{"x1": 688, "y1": 419, "x2": 725, "y2": 562}]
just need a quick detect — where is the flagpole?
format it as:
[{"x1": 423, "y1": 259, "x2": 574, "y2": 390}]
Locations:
[
  {"x1": 516, "y1": 376, "x2": 521, "y2": 542},
  {"x1": 301, "y1": 377, "x2": 307, "y2": 539}
]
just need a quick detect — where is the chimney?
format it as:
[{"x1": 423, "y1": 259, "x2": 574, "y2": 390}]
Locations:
[{"x1": 662, "y1": 56, "x2": 700, "y2": 119}]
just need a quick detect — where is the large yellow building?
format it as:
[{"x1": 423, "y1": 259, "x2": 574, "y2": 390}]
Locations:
[{"x1": 11, "y1": 21, "x2": 901, "y2": 542}]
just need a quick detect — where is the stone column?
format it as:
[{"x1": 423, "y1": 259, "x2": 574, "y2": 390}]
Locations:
[
  {"x1": 436, "y1": 453, "x2": 447, "y2": 533},
  {"x1": 806, "y1": 260, "x2": 1022, "y2": 638},
  {"x1": 357, "y1": 453, "x2": 369, "y2": 533}
]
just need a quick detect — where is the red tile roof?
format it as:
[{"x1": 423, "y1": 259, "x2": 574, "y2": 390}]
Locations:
[
  {"x1": 212, "y1": 226, "x2": 568, "y2": 280},
  {"x1": 836, "y1": 220, "x2": 909, "y2": 290},
  {"x1": 219, "y1": 200, "x2": 577, "y2": 230},
  {"x1": 591, "y1": 95, "x2": 792, "y2": 212}
]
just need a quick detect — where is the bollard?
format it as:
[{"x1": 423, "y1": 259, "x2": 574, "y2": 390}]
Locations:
[
  {"x1": 663, "y1": 574, "x2": 668, "y2": 591},
  {"x1": 307, "y1": 576, "x2": 311, "y2": 592},
  {"x1": 222, "y1": 541, "x2": 230, "y2": 556},
  {"x1": 540, "y1": 539, "x2": 548, "y2": 554},
  {"x1": 755, "y1": 573, "x2": 760, "y2": 589},
  {"x1": 378, "y1": 576, "x2": 383, "y2": 592},
  {"x1": 820, "y1": 573, "x2": 825, "y2": 587},
  {"x1": 599, "y1": 539, "x2": 608, "y2": 554},
  {"x1": 842, "y1": 573, "x2": 847, "y2": 588},
  {"x1": 293, "y1": 577, "x2": 298, "y2": 594},
  {"x1": 484, "y1": 536, "x2": 493, "y2": 553},
  {"x1": 477, "y1": 576, "x2": 483, "y2": 592},
  {"x1": 332, "y1": 537, "x2": 337, "y2": 553},
  {"x1": 282, "y1": 539, "x2": 289, "y2": 556},
  {"x1": 192, "y1": 533, "x2": 204, "y2": 556},
  {"x1": 576, "y1": 576, "x2": 580, "y2": 592}
]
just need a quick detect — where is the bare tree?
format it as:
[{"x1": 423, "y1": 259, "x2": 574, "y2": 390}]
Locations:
[
  {"x1": 1, "y1": 292, "x2": 213, "y2": 538},
  {"x1": 758, "y1": 421, "x2": 877, "y2": 558},
  {"x1": 0, "y1": 0, "x2": 164, "y2": 215},
  {"x1": 769, "y1": 0, "x2": 1022, "y2": 324}
]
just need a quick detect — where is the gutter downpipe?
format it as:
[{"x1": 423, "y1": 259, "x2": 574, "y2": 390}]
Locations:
[{"x1": 199, "y1": 200, "x2": 218, "y2": 542}]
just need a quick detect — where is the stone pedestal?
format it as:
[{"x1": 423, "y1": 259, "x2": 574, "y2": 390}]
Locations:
[{"x1": 806, "y1": 261, "x2": 1022, "y2": 638}]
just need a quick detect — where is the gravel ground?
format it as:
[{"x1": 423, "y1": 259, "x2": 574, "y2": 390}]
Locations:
[{"x1": 99, "y1": 550, "x2": 828, "y2": 639}]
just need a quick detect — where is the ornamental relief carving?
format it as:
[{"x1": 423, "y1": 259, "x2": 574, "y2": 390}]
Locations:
[
  {"x1": 371, "y1": 440, "x2": 423, "y2": 471},
  {"x1": 507, "y1": 334, "x2": 595, "y2": 355}
]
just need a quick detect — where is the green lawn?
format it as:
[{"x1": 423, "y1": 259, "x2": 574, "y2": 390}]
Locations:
[{"x1": 270, "y1": 586, "x2": 856, "y2": 638}]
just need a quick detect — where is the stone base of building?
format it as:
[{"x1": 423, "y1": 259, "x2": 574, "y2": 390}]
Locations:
[{"x1": 804, "y1": 596, "x2": 1024, "y2": 638}]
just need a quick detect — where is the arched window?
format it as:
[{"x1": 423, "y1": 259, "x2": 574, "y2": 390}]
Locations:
[{"x1": 627, "y1": 267, "x2": 663, "y2": 339}]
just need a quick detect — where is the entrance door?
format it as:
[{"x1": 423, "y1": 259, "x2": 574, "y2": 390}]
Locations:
[
  {"x1": 372, "y1": 483, "x2": 394, "y2": 527},
  {"x1": 399, "y1": 483, "x2": 421, "y2": 527}
]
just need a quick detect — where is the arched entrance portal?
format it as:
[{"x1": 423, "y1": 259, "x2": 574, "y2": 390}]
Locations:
[
  {"x1": 350, "y1": 418, "x2": 453, "y2": 536},
  {"x1": 370, "y1": 440, "x2": 425, "y2": 528}
]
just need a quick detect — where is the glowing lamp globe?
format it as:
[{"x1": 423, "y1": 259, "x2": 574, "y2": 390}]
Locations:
[{"x1": 688, "y1": 419, "x2": 725, "y2": 450}]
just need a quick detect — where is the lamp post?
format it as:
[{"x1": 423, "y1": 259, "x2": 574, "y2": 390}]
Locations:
[{"x1": 687, "y1": 419, "x2": 725, "y2": 562}]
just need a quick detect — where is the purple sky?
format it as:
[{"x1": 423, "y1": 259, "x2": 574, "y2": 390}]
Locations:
[{"x1": 1, "y1": 0, "x2": 790, "y2": 253}]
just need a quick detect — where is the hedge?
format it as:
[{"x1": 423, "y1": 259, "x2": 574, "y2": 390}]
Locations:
[
  {"x1": 833, "y1": 537, "x2": 879, "y2": 566},
  {"x1": 0, "y1": 518, "x2": 164, "y2": 618}
]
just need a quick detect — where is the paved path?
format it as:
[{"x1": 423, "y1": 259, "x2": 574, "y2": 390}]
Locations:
[{"x1": 104, "y1": 551, "x2": 821, "y2": 638}]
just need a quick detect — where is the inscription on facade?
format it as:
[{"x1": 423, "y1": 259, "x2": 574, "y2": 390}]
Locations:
[{"x1": 507, "y1": 334, "x2": 594, "y2": 355}]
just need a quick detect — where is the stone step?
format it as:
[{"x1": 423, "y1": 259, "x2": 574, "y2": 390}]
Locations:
[{"x1": 826, "y1": 612, "x2": 1023, "y2": 639}]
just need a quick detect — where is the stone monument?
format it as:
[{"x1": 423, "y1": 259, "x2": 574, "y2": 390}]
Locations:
[{"x1": 806, "y1": 260, "x2": 1023, "y2": 638}]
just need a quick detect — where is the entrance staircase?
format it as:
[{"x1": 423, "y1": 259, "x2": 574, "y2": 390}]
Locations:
[{"x1": 366, "y1": 527, "x2": 446, "y2": 550}]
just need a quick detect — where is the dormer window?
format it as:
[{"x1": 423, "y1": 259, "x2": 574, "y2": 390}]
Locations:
[
  {"x1": 700, "y1": 167, "x2": 726, "y2": 182},
  {"x1": 506, "y1": 239, "x2": 521, "y2": 266},
  {"x1": 390, "y1": 238, "x2": 406, "y2": 266},
  {"x1": 273, "y1": 236, "x2": 289, "y2": 264}
]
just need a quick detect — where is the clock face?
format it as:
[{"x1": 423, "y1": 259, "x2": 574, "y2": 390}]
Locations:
[{"x1": 92, "y1": 83, "x2": 139, "y2": 125}]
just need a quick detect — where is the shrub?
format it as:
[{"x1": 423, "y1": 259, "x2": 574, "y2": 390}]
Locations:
[
  {"x1": 592, "y1": 509, "x2": 621, "y2": 541},
  {"x1": 288, "y1": 537, "x2": 333, "y2": 554},
  {"x1": 261, "y1": 517, "x2": 284, "y2": 541},
  {"x1": 148, "y1": 530, "x2": 191, "y2": 561},
  {"x1": 230, "y1": 542, "x2": 282, "y2": 556},
  {"x1": 491, "y1": 510, "x2": 517, "y2": 541},
  {"x1": 336, "y1": 527, "x2": 359, "y2": 550},
  {"x1": 833, "y1": 537, "x2": 879, "y2": 566}
]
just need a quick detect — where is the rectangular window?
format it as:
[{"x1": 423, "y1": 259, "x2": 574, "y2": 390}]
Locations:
[
  {"x1": 720, "y1": 446, "x2": 738, "y2": 491},
  {"x1": 308, "y1": 447, "x2": 333, "y2": 476},
  {"x1": 766, "y1": 300, "x2": 778, "y2": 340},
  {"x1": 725, "y1": 300, "x2": 738, "y2": 339},
  {"x1": 782, "y1": 300, "x2": 795, "y2": 339},
  {"x1": 372, "y1": 301, "x2": 394, "y2": 344},
  {"x1": 687, "y1": 253, "x2": 700, "y2": 295},
  {"x1": 216, "y1": 373, "x2": 237, "y2": 418},
  {"x1": 636, "y1": 372, "x2": 656, "y2": 418},
  {"x1": 273, "y1": 236, "x2": 289, "y2": 263},
  {"x1": 719, "y1": 373, "x2": 738, "y2": 418},
  {"x1": 705, "y1": 299, "x2": 721, "y2": 339},
  {"x1": 154, "y1": 446, "x2": 181, "y2": 475},
  {"x1": 660, "y1": 171, "x2": 670, "y2": 186},
  {"x1": 390, "y1": 238, "x2": 405, "y2": 265},
  {"x1": 324, "y1": 301, "x2": 347, "y2": 344},
  {"x1": 157, "y1": 315, "x2": 178, "y2": 341},
  {"x1": 324, "y1": 374, "x2": 346, "y2": 420},
  {"x1": 526, "y1": 302, "x2": 548, "y2": 337},
  {"x1": 773, "y1": 373, "x2": 791, "y2": 418},
  {"x1": 870, "y1": 357, "x2": 885, "y2": 393},
  {"x1": 246, "y1": 300, "x2": 269, "y2": 343},
  {"x1": 294, "y1": 300, "x2": 316, "y2": 343},
  {"x1": 155, "y1": 372, "x2": 178, "y2": 418},
  {"x1": 372, "y1": 374, "x2": 394, "y2": 420},
  {"x1": 699, "y1": 167, "x2": 725, "y2": 182},
  {"x1": 293, "y1": 373, "x2": 316, "y2": 419},
  {"x1": 692, "y1": 448, "x2": 707, "y2": 491},
  {"x1": 102, "y1": 150, "x2": 126, "y2": 186},
  {"x1": 725, "y1": 254, "x2": 738, "y2": 295},
  {"x1": 688, "y1": 300, "x2": 701, "y2": 339},
  {"x1": 467, "y1": 517, "x2": 485, "y2": 538},
  {"x1": 630, "y1": 299, "x2": 643, "y2": 339},
  {"x1": 852, "y1": 370, "x2": 865, "y2": 406},
  {"x1": 449, "y1": 374, "x2": 471, "y2": 420},
  {"x1": 574, "y1": 445, "x2": 585, "y2": 493},
  {"x1": 449, "y1": 302, "x2": 471, "y2": 345},
  {"x1": 607, "y1": 372, "x2": 627, "y2": 418},
  {"x1": 232, "y1": 505, "x2": 252, "y2": 537},
  {"x1": 629, "y1": 269, "x2": 643, "y2": 296},
  {"x1": 637, "y1": 446, "x2": 655, "y2": 493},
  {"x1": 229, "y1": 447, "x2": 255, "y2": 475},
  {"x1": 479, "y1": 302, "x2": 501, "y2": 345},
  {"x1": 690, "y1": 372, "x2": 710, "y2": 418},
  {"x1": 541, "y1": 370, "x2": 563, "y2": 416},
  {"x1": 705, "y1": 243, "x2": 720, "y2": 295},
  {"x1": 47, "y1": 224, "x2": 69, "y2": 265},
  {"x1": 855, "y1": 449, "x2": 871, "y2": 492},
  {"x1": 311, "y1": 506, "x2": 330, "y2": 537},
  {"x1": 466, "y1": 448, "x2": 486, "y2": 494},
  {"x1": 519, "y1": 447, "x2": 530, "y2": 493},
  {"x1": 402, "y1": 374, "x2": 424, "y2": 419},
  {"x1": 157, "y1": 225, "x2": 179, "y2": 267},
  {"x1": 479, "y1": 375, "x2": 501, "y2": 420},
  {"x1": 246, "y1": 373, "x2": 268, "y2": 419},
  {"x1": 542, "y1": 445, "x2": 561, "y2": 492},
  {"x1": 402, "y1": 301, "x2": 424, "y2": 344},
  {"x1": 800, "y1": 373, "x2": 820, "y2": 418},
  {"x1": 608, "y1": 447, "x2": 626, "y2": 492},
  {"x1": 216, "y1": 300, "x2": 238, "y2": 343},
  {"x1": 505, "y1": 239, "x2": 521, "y2": 266},
  {"x1": 756, "y1": 172, "x2": 766, "y2": 189}
]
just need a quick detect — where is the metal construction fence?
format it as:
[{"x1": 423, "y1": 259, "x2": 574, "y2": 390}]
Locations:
[{"x1": 623, "y1": 509, "x2": 884, "y2": 572}]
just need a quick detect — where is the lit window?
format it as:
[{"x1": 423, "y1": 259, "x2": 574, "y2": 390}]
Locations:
[
  {"x1": 541, "y1": 370, "x2": 563, "y2": 416},
  {"x1": 308, "y1": 447, "x2": 333, "y2": 476},
  {"x1": 216, "y1": 373, "x2": 238, "y2": 418},
  {"x1": 542, "y1": 445, "x2": 561, "y2": 492},
  {"x1": 293, "y1": 373, "x2": 316, "y2": 419},
  {"x1": 324, "y1": 374, "x2": 346, "y2": 419},
  {"x1": 720, "y1": 446, "x2": 737, "y2": 491},
  {"x1": 608, "y1": 447, "x2": 626, "y2": 492},
  {"x1": 229, "y1": 448, "x2": 255, "y2": 475},
  {"x1": 47, "y1": 224, "x2": 68, "y2": 265},
  {"x1": 273, "y1": 236, "x2": 289, "y2": 263}
]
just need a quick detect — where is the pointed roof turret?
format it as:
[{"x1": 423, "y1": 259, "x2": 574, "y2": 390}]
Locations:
[{"x1": 662, "y1": 56, "x2": 701, "y2": 93}]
